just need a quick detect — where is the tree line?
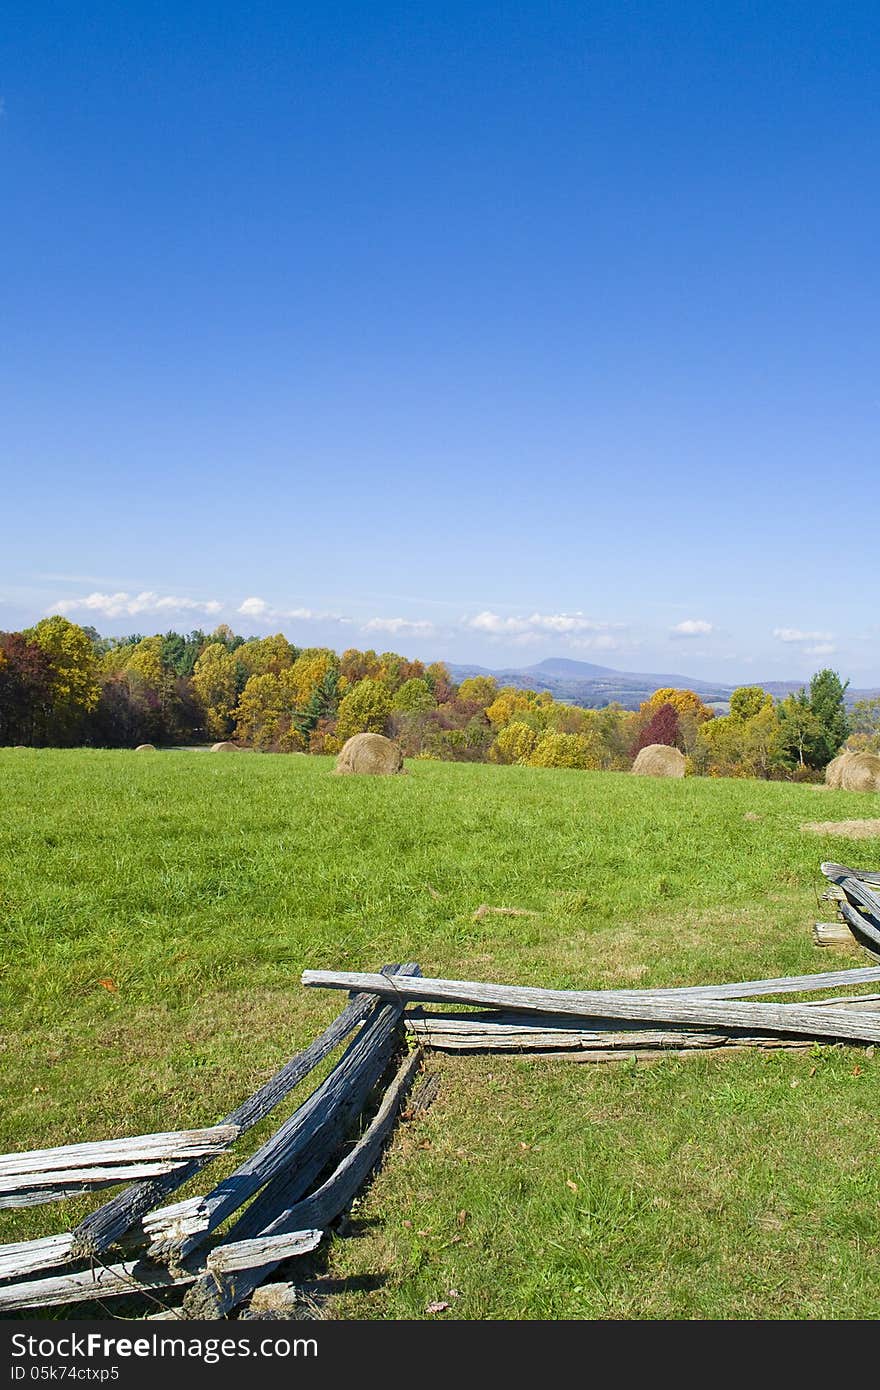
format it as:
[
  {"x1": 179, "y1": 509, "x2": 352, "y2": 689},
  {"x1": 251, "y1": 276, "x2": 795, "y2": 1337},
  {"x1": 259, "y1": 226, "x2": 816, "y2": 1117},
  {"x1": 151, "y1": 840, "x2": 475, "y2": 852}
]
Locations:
[{"x1": 1, "y1": 616, "x2": 876, "y2": 777}]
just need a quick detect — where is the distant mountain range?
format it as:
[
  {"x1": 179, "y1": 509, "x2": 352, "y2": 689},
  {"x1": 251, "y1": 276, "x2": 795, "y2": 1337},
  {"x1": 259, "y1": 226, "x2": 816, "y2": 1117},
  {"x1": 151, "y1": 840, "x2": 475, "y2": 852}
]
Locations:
[{"x1": 447, "y1": 657, "x2": 879, "y2": 712}]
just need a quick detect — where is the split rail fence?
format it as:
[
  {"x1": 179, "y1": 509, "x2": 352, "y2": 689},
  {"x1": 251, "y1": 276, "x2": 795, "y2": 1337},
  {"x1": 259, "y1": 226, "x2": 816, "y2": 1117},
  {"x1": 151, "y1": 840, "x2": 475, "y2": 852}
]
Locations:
[{"x1": 2, "y1": 860, "x2": 879, "y2": 1318}]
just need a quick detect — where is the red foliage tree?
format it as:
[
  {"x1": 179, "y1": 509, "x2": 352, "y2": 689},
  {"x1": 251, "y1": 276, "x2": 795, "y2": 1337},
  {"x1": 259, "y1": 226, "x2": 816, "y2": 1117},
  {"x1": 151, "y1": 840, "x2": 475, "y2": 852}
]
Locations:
[
  {"x1": 631, "y1": 702, "x2": 681, "y2": 757},
  {"x1": 0, "y1": 632, "x2": 53, "y2": 744}
]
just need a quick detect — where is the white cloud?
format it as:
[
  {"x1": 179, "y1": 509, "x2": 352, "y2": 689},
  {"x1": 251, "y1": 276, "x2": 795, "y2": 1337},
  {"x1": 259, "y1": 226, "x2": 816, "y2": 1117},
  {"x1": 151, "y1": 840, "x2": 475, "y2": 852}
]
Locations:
[
  {"x1": 52, "y1": 591, "x2": 223, "y2": 619},
  {"x1": 236, "y1": 597, "x2": 350, "y2": 625},
  {"x1": 804, "y1": 643, "x2": 836, "y2": 657},
  {"x1": 362, "y1": 617, "x2": 435, "y2": 636},
  {"x1": 238, "y1": 596, "x2": 269, "y2": 618},
  {"x1": 670, "y1": 619, "x2": 714, "y2": 637},
  {"x1": 773, "y1": 627, "x2": 833, "y2": 643},
  {"x1": 466, "y1": 610, "x2": 617, "y2": 637}
]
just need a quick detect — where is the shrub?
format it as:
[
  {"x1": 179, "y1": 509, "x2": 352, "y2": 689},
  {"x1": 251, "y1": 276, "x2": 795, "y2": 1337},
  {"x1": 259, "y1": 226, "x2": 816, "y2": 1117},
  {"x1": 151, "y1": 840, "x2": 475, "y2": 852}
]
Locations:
[
  {"x1": 491, "y1": 720, "x2": 540, "y2": 764},
  {"x1": 528, "y1": 730, "x2": 599, "y2": 769}
]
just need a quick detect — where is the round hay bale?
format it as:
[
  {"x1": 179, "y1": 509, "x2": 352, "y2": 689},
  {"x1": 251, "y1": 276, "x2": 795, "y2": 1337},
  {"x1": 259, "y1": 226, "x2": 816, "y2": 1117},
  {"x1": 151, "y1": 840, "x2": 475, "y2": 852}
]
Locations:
[
  {"x1": 839, "y1": 752, "x2": 880, "y2": 793},
  {"x1": 825, "y1": 751, "x2": 857, "y2": 788},
  {"x1": 333, "y1": 732, "x2": 404, "y2": 776},
  {"x1": 134, "y1": 743, "x2": 156, "y2": 752},
  {"x1": 211, "y1": 741, "x2": 238, "y2": 752},
  {"x1": 631, "y1": 744, "x2": 686, "y2": 778}
]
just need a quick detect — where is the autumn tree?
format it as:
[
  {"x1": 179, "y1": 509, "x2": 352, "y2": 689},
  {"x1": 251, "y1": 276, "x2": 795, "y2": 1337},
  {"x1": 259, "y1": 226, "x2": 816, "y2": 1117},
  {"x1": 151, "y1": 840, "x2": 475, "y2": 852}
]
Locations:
[
  {"x1": 631, "y1": 703, "x2": 681, "y2": 756},
  {"x1": 456, "y1": 675, "x2": 498, "y2": 707},
  {"x1": 634, "y1": 687, "x2": 711, "y2": 756},
  {"x1": 237, "y1": 634, "x2": 298, "y2": 678},
  {"x1": 339, "y1": 648, "x2": 381, "y2": 687},
  {"x1": 640, "y1": 687, "x2": 713, "y2": 723},
  {"x1": 376, "y1": 652, "x2": 406, "y2": 693},
  {"x1": 528, "y1": 730, "x2": 602, "y2": 769},
  {"x1": 286, "y1": 649, "x2": 339, "y2": 707},
  {"x1": 485, "y1": 687, "x2": 550, "y2": 728},
  {"x1": 192, "y1": 642, "x2": 241, "y2": 738},
  {"x1": 425, "y1": 662, "x2": 453, "y2": 703},
  {"x1": 593, "y1": 704, "x2": 638, "y2": 768},
  {"x1": 0, "y1": 632, "x2": 53, "y2": 743},
  {"x1": 490, "y1": 720, "x2": 540, "y2": 764},
  {"x1": 233, "y1": 673, "x2": 292, "y2": 751},
  {"x1": 392, "y1": 678, "x2": 436, "y2": 713},
  {"x1": 397, "y1": 658, "x2": 426, "y2": 685},
  {"x1": 729, "y1": 685, "x2": 772, "y2": 722},
  {"x1": 335, "y1": 678, "x2": 392, "y2": 742},
  {"x1": 696, "y1": 690, "x2": 781, "y2": 778},
  {"x1": 25, "y1": 617, "x2": 100, "y2": 742}
]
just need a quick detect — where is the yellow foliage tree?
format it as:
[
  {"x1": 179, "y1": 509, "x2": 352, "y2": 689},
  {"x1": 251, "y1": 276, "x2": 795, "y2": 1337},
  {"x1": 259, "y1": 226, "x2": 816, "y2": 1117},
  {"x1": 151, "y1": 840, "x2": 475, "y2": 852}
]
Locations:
[
  {"x1": 491, "y1": 720, "x2": 540, "y2": 764},
  {"x1": 485, "y1": 687, "x2": 551, "y2": 728},
  {"x1": 286, "y1": 649, "x2": 338, "y2": 706},
  {"x1": 192, "y1": 642, "x2": 240, "y2": 739},
  {"x1": 640, "y1": 687, "x2": 713, "y2": 723},
  {"x1": 696, "y1": 699, "x2": 781, "y2": 777},
  {"x1": 26, "y1": 617, "x2": 99, "y2": 737},
  {"x1": 233, "y1": 673, "x2": 285, "y2": 750},
  {"x1": 124, "y1": 637, "x2": 164, "y2": 690},
  {"x1": 527, "y1": 729, "x2": 602, "y2": 769},
  {"x1": 232, "y1": 671, "x2": 312, "y2": 751},
  {"x1": 237, "y1": 634, "x2": 297, "y2": 678},
  {"x1": 541, "y1": 701, "x2": 594, "y2": 736},
  {"x1": 335, "y1": 678, "x2": 392, "y2": 742},
  {"x1": 457, "y1": 675, "x2": 498, "y2": 707}
]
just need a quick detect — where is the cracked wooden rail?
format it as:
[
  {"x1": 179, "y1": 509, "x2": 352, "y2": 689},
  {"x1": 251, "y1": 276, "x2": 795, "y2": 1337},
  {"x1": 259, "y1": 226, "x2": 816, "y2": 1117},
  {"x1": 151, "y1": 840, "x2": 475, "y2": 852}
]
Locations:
[
  {"x1": 302, "y1": 970, "x2": 880, "y2": 1046},
  {"x1": 0, "y1": 965, "x2": 424, "y2": 1318},
  {"x1": 70, "y1": 963, "x2": 419, "y2": 1260},
  {"x1": 0, "y1": 1127, "x2": 239, "y2": 1211},
  {"x1": 820, "y1": 862, "x2": 880, "y2": 960}
]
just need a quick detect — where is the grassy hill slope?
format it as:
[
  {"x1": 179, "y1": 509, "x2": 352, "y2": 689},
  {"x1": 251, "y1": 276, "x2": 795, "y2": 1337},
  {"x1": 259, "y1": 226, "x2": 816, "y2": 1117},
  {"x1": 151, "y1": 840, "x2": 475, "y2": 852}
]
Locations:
[{"x1": 2, "y1": 749, "x2": 880, "y2": 1317}]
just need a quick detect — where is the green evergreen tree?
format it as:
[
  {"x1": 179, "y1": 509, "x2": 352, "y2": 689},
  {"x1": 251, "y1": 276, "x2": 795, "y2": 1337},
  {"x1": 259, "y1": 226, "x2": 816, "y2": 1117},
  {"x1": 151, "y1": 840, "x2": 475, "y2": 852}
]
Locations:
[
  {"x1": 292, "y1": 667, "x2": 339, "y2": 743},
  {"x1": 808, "y1": 668, "x2": 850, "y2": 764}
]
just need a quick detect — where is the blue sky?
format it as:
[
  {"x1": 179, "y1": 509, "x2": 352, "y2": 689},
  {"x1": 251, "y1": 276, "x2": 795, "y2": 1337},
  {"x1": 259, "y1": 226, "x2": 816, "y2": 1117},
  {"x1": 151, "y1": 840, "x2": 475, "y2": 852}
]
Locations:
[{"x1": 2, "y1": 2, "x2": 878, "y2": 683}]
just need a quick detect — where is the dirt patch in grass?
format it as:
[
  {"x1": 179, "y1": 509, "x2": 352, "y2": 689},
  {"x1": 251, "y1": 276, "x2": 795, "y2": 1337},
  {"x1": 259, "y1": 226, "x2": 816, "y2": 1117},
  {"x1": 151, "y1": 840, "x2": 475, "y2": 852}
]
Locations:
[{"x1": 800, "y1": 819, "x2": 880, "y2": 840}]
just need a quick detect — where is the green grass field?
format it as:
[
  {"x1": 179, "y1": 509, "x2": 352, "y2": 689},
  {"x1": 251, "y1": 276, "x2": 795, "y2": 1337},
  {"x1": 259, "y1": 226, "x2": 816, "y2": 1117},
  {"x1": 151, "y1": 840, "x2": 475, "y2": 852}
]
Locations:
[{"x1": 2, "y1": 748, "x2": 880, "y2": 1319}]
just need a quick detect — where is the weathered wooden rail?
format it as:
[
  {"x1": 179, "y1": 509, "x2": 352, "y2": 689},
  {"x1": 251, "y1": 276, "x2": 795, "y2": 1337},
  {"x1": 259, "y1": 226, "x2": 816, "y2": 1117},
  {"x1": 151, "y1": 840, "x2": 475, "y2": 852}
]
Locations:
[
  {"x1": 4, "y1": 860, "x2": 880, "y2": 1319},
  {"x1": 0, "y1": 1127, "x2": 240, "y2": 1210},
  {"x1": 303, "y1": 971, "x2": 880, "y2": 1045},
  {"x1": 0, "y1": 964, "x2": 424, "y2": 1319}
]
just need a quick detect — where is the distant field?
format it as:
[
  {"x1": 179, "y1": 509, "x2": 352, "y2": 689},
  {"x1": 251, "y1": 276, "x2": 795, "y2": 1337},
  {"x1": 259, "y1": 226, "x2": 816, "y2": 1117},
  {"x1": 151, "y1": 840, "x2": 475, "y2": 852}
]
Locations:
[{"x1": 2, "y1": 749, "x2": 880, "y2": 1318}]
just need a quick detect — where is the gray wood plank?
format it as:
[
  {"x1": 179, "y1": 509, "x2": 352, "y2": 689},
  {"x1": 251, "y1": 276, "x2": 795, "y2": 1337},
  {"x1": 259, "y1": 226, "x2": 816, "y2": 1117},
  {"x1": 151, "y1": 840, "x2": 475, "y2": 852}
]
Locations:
[
  {"x1": 0, "y1": 1127, "x2": 238, "y2": 1180},
  {"x1": 205, "y1": 1229, "x2": 321, "y2": 1277},
  {"x1": 0, "y1": 1259, "x2": 194, "y2": 1313},
  {"x1": 71, "y1": 962, "x2": 419, "y2": 1258},
  {"x1": 169, "y1": 970, "x2": 420, "y2": 1265},
  {"x1": 813, "y1": 922, "x2": 856, "y2": 947},
  {"x1": 821, "y1": 861, "x2": 880, "y2": 886},
  {"x1": 0, "y1": 1234, "x2": 75, "y2": 1281},
  {"x1": 838, "y1": 901, "x2": 880, "y2": 957},
  {"x1": 182, "y1": 1049, "x2": 421, "y2": 1319},
  {"x1": 302, "y1": 970, "x2": 880, "y2": 1045}
]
